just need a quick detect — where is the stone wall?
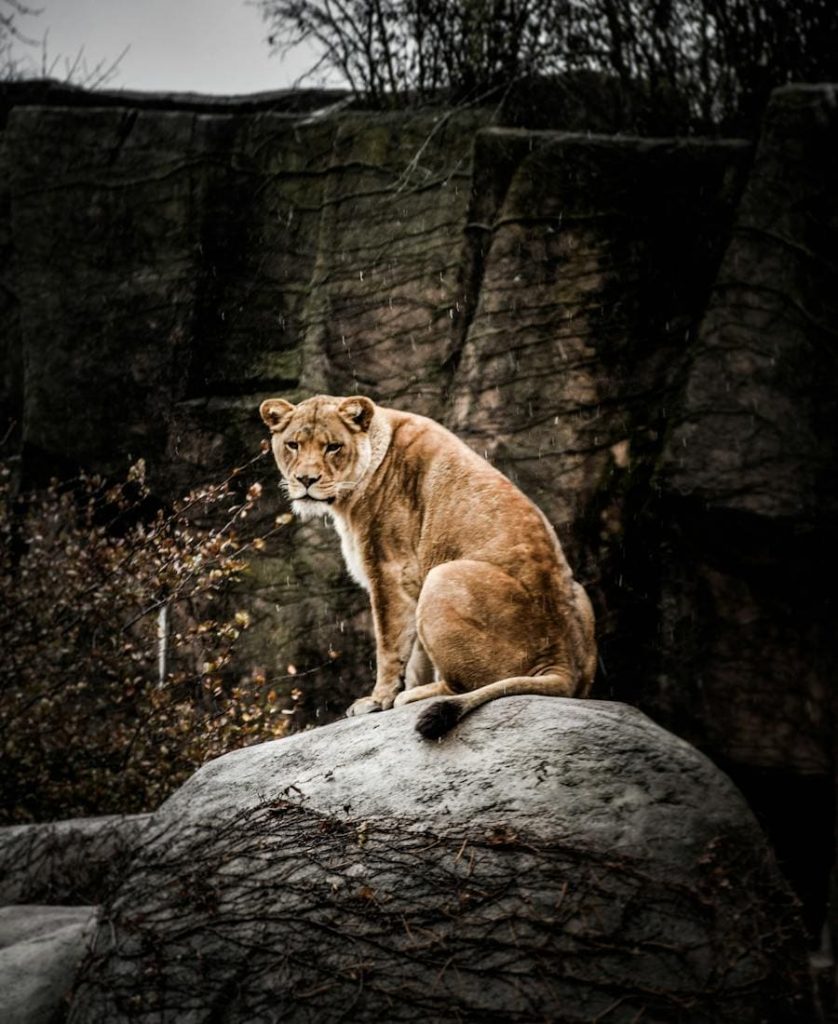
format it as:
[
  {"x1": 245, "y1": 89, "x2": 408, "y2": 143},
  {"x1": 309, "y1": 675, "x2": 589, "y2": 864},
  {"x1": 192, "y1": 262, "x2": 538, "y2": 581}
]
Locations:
[{"x1": 1, "y1": 81, "x2": 836, "y2": 936}]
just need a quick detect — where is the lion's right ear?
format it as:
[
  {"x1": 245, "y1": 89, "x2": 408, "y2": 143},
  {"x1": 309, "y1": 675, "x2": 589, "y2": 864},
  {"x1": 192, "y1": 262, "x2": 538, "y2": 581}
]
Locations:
[{"x1": 259, "y1": 398, "x2": 295, "y2": 432}]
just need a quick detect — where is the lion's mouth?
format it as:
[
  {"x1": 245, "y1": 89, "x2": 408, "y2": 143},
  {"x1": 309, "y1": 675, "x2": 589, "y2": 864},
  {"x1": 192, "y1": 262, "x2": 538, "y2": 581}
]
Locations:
[{"x1": 294, "y1": 493, "x2": 335, "y2": 505}]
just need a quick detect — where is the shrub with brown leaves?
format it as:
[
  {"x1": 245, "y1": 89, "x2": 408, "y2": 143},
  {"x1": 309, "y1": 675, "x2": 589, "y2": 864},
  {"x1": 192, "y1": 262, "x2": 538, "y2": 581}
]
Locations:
[{"x1": 0, "y1": 450, "x2": 292, "y2": 823}]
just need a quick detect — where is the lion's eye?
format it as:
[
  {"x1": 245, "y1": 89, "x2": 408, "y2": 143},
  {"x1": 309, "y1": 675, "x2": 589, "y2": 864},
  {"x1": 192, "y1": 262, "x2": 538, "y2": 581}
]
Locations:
[
  {"x1": 325, "y1": 442, "x2": 343, "y2": 454},
  {"x1": 285, "y1": 441, "x2": 299, "y2": 451}
]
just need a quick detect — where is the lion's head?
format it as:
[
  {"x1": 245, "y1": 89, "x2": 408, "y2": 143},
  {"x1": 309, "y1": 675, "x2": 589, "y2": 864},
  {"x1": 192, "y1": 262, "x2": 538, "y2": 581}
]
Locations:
[{"x1": 259, "y1": 394, "x2": 377, "y2": 519}]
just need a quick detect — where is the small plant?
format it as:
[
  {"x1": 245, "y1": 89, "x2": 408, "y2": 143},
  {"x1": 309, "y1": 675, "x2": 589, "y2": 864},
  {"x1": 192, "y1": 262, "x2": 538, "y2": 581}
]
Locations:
[{"x1": 0, "y1": 447, "x2": 293, "y2": 823}]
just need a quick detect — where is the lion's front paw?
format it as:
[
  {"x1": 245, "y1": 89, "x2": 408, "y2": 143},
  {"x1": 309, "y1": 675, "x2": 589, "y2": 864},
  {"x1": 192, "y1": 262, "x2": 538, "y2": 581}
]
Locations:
[{"x1": 346, "y1": 696, "x2": 384, "y2": 717}]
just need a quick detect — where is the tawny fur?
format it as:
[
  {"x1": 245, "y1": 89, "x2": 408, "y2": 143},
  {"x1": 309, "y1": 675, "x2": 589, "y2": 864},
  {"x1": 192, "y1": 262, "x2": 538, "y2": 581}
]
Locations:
[{"x1": 260, "y1": 394, "x2": 596, "y2": 737}]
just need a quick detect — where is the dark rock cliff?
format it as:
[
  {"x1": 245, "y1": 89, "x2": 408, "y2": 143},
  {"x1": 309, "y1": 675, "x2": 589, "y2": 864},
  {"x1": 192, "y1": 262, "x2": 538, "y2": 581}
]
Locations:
[{"x1": 1, "y1": 81, "x2": 836, "y2": 939}]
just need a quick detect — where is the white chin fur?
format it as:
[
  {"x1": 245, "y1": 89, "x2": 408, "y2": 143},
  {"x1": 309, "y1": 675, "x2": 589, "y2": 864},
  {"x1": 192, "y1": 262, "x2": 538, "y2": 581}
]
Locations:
[{"x1": 291, "y1": 497, "x2": 331, "y2": 521}]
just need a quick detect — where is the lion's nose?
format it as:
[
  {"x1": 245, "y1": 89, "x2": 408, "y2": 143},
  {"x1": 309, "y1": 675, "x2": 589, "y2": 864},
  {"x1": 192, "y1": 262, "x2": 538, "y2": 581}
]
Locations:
[{"x1": 296, "y1": 474, "x2": 321, "y2": 489}]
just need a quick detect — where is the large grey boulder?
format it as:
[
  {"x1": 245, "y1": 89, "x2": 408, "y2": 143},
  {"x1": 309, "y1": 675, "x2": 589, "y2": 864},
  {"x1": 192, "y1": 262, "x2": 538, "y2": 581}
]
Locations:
[{"x1": 68, "y1": 697, "x2": 816, "y2": 1023}]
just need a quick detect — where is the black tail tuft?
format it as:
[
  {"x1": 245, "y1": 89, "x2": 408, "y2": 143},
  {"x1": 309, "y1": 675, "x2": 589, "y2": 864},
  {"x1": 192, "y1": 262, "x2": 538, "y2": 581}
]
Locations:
[{"x1": 416, "y1": 699, "x2": 461, "y2": 740}]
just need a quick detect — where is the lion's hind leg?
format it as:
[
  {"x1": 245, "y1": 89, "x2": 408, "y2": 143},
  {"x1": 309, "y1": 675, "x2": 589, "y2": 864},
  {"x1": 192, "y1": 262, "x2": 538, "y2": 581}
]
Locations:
[
  {"x1": 572, "y1": 580, "x2": 597, "y2": 696},
  {"x1": 413, "y1": 559, "x2": 588, "y2": 739},
  {"x1": 393, "y1": 679, "x2": 454, "y2": 708}
]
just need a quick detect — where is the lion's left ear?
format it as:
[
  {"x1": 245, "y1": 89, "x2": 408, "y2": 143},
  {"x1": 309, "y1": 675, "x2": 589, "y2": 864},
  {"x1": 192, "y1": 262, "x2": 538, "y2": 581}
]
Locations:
[
  {"x1": 337, "y1": 396, "x2": 375, "y2": 433},
  {"x1": 260, "y1": 398, "x2": 295, "y2": 432}
]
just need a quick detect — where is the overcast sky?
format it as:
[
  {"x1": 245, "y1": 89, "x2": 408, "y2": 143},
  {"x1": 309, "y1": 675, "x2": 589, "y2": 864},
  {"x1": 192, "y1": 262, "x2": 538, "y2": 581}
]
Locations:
[{"x1": 11, "y1": 0, "x2": 325, "y2": 95}]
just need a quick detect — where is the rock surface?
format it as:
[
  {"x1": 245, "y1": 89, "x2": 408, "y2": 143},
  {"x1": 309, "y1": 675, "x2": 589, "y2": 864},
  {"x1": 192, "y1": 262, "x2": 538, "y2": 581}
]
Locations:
[
  {"x1": 652, "y1": 84, "x2": 838, "y2": 771},
  {"x1": 0, "y1": 815, "x2": 149, "y2": 1023},
  {"x1": 67, "y1": 698, "x2": 816, "y2": 1023},
  {"x1": 0, "y1": 905, "x2": 98, "y2": 1024},
  {"x1": 0, "y1": 814, "x2": 150, "y2": 904},
  {"x1": 660, "y1": 83, "x2": 838, "y2": 520}
]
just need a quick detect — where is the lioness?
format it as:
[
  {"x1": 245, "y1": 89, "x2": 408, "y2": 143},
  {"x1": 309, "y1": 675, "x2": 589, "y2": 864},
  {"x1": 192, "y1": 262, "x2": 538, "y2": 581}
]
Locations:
[{"x1": 260, "y1": 394, "x2": 596, "y2": 738}]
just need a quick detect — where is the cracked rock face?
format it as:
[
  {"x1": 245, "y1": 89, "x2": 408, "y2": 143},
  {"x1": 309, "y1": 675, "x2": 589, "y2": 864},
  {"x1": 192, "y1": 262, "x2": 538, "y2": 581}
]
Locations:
[{"x1": 67, "y1": 698, "x2": 815, "y2": 1024}]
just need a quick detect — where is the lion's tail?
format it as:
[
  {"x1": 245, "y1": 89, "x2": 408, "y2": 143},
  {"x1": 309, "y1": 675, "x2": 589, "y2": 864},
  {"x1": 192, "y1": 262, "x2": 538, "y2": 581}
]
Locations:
[{"x1": 415, "y1": 673, "x2": 583, "y2": 740}]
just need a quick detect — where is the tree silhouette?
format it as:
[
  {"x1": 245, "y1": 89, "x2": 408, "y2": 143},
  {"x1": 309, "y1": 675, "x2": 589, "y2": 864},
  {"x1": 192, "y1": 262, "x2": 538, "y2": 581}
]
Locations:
[{"x1": 256, "y1": 0, "x2": 838, "y2": 132}]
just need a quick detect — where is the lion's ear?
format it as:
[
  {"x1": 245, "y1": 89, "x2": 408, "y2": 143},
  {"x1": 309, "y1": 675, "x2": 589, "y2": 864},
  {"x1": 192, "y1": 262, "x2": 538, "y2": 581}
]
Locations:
[
  {"x1": 337, "y1": 396, "x2": 375, "y2": 433},
  {"x1": 260, "y1": 398, "x2": 295, "y2": 432}
]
